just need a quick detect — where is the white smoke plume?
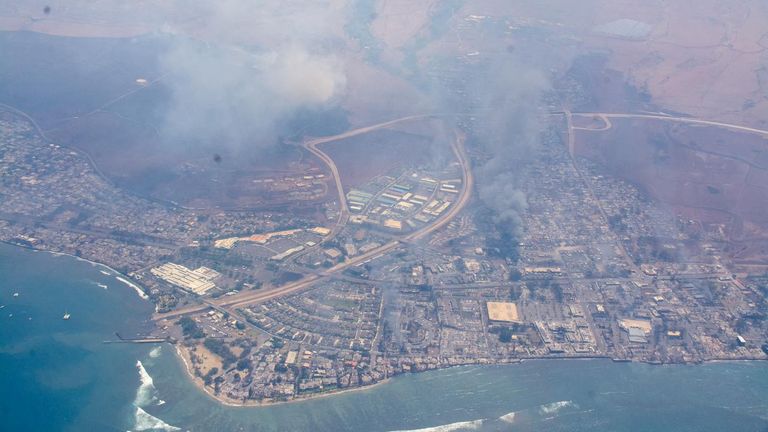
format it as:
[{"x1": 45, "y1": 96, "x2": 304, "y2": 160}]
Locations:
[{"x1": 157, "y1": 0, "x2": 349, "y2": 149}]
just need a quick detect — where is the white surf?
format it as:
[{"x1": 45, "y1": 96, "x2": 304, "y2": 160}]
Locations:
[
  {"x1": 131, "y1": 360, "x2": 179, "y2": 431},
  {"x1": 149, "y1": 346, "x2": 162, "y2": 359},
  {"x1": 539, "y1": 400, "x2": 575, "y2": 415},
  {"x1": 135, "y1": 361, "x2": 158, "y2": 407},
  {"x1": 131, "y1": 406, "x2": 180, "y2": 432},
  {"x1": 116, "y1": 276, "x2": 148, "y2": 300},
  {"x1": 498, "y1": 411, "x2": 516, "y2": 423},
  {"x1": 390, "y1": 419, "x2": 484, "y2": 432}
]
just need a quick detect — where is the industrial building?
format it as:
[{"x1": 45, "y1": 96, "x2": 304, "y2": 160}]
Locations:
[
  {"x1": 151, "y1": 263, "x2": 220, "y2": 295},
  {"x1": 270, "y1": 246, "x2": 305, "y2": 261}
]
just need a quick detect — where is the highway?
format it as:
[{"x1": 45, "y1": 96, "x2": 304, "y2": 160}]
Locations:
[
  {"x1": 155, "y1": 115, "x2": 472, "y2": 322},
  {"x1": 564, "y1": 109, "x2": 575, "y2": 156},
  {"x1": 408, "y1": 129, "x2": 473, "y2": 241},
  {"x1": 101, "y1": 109, "x2": 768, "y2": 324},
  {"x1": 569, "y1": 112, "x2": 768, "y2": 137},
  {"x1": 560, "y1": 109, "x2": 768, "y2": 276},
  {"x1": 303, "y1": 114, "x2": 443, "y2": 236},
  {"x1": 169, "y1": 109, "x2": 765, "y2": 321},
  {"x1": 563, "y1": 108, "x2": 643, "y2": 276},
  {"x1": 303, "y1": 136, "x2": 349, "y2": 236},
  {"x1": 303, "y1": 114, "x2": 437, "y2": 147}
]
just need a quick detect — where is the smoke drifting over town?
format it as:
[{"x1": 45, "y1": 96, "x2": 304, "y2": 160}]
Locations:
[
  {"x1": 158, "y1": 0, "x2": 348, "y2": 149},
  {"x1": 470, "y1": 60, "x2": 549, "y2": 238},
  {"x1": 426, "y1": 56, "x2": 550, "y2": 241},
  {"x1": 155, "y1": 0, "x2": 551, "y2": 240}
]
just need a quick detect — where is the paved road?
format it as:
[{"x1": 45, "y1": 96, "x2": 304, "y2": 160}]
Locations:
[
  {"x1": 303, "y1": 114, "x2": 442, "y2": 236},
  {"x1": 408, "y1": 129, "x2": 473, "y2": 241},
  {"x1": 564, "y1": 109, "x2": 575, "y2": 156},
  {"x1": 303, "y1": 138, "x2": 349, "y2": 236},
  {"x1": 570, "y1": 112, "x2": 768, "y2": 137},
  {"x1": 303, "y1": 115, "x2": 436, "y2": 147},
  {"x1": 155, "y1": 116, "x2": 472, "y2": 321},
  {"x1": 563, "y1": 109, "x2": 643, "y2": 276}
]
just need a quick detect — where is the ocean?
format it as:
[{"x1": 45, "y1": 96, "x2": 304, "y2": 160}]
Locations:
[{"x1": 1, "y1": 242, "x2": 767, "y2": 432}]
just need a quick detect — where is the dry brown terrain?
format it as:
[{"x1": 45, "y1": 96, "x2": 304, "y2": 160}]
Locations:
[
  {"x1": 5, "y1": 0, "x2": 767, "y2": 127},
  {"x1": 573, "y1": 118, "x2": 768, "y2": 262},
  {"x1": 2, "y1": 0, "x2": 767, "y2": 232},
  {"x1": 44, "y1": 109, "x2": 322, "y2": 209},
  {"x1": 409, "y1": 0, "x2": 768, "y2": 127},
  {"x1": 371, "y1": 0, "x2": 437, "y2": 50},
  {"x1": 323, "y1": 128, "x2": 434, "y2": 187},
  {"x1": 339, "y1": 58, "x2": 428, "y2": 127}
]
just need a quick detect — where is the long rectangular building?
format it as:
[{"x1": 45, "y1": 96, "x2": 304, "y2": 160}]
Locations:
[{"x1": 151, "y1": 263, "x2": 218, "y2": 295}]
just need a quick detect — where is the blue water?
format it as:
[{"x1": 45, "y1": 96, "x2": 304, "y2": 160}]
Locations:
[
  {"x1": 0, "y1": 244, "x2": 153, "y2": 431},
  {"x1": 2, "y1": 242, "x2": 768, "y2": 432}
]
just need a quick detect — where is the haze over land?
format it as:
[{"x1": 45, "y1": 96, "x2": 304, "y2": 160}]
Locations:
[
  {"x1": 3, "y1": 1, "x2": 768, "y2": 221},
  {"x1": 1, "y1": 0, "x2": 768, "y2": 428}
]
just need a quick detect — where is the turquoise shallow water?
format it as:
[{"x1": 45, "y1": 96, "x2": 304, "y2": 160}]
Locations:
[{"x1": 2, "y1": 242, "x2": 768, "y2": 432}]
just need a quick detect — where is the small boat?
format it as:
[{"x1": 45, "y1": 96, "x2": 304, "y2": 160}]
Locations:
[
  {"x1": 13, "y1": 292, "x2": 19, "y2": 297},
  {"x1": 63, "y1": 312, "x2": 71, "y2": 320}
]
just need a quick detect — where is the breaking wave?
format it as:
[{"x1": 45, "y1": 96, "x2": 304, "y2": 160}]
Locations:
[
  {"x1": 498, "y1": 411, "x2": 516, "y2": 423},
  {"x1": 149, "y1": 346, "x2": 162, "y2": 359},
  {"x1": 131, "y1": 360, "x2": 180, "y2": 431},
  {"x1": 377, "y1": 403, "x2": 580, "y2": 432},
  {"x1": 117, "y1": 276, "x2": 148, "y2": 300},
  {"x1": 539, "y1": 400, "x2": 576, "y2": 415},
  {"x1": 131, "y1": 407, "x2": 180, "y2": 432},
  {"x1": 135, "y1": 361, "x2": 158, "y2": 407},
  {"x1": 390, "y1": 419, "x2": 484, "y2": 432}
]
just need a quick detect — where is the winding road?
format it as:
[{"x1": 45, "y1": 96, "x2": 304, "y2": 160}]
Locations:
[
  {"x1": 155, "y1": 115, "x2": 472, "y2": 321},
  {"x1": 302, "y1": 114, "x2": 442, "y2": 236},
  {"x1": 569, "y1": 112, "x2": 768, "y2": 137},
  {"x1": 159, "y1": 109, "x2": 768, "y2": 322}
]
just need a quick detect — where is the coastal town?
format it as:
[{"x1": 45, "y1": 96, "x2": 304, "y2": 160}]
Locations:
[
  {"x1": 4, "y1": 0, "x2": 768, "y2": 430},
  {"x1": 2, "y1": 100, "x2": 767, "y2": 405}
]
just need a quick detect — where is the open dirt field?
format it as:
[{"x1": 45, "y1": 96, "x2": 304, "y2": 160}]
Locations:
[
  {"x1": 574, "y1": 118, "x2": 768, "y2": 251},
  {"x1": 323, "y1": 128, "x2": 435, "y2": 188}
]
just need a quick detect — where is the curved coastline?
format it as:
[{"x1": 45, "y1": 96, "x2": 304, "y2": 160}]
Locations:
[
  {"x1": 172, "y1": 344, "x2": 393, "y2": 408},
  {"x1": 0, "y1": 242, "x2": 158, "y2": 431},
  {"x1": 1, "y1": 240, "x2": 150, "y2": 301},
  {"x1": 4, "y1": 240, "x2": 767, "y2": 409},
  {"x1": 172, "y1": 339, "x2": 768, "y2": 408}
]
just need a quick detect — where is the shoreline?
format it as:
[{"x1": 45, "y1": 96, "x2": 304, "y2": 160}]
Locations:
[
  {"x1": 170, "y1": 340, "x2": 767, "y2": 408},
  {"x1": 3, "y1": 241, "x2": 766, "y2": 408},
  {"x1": 172, "y1": 343, "x2": 393, "y2": 408},
  {"x1": 1, "y1": 240, "x2": 150, "y2": 301}
]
